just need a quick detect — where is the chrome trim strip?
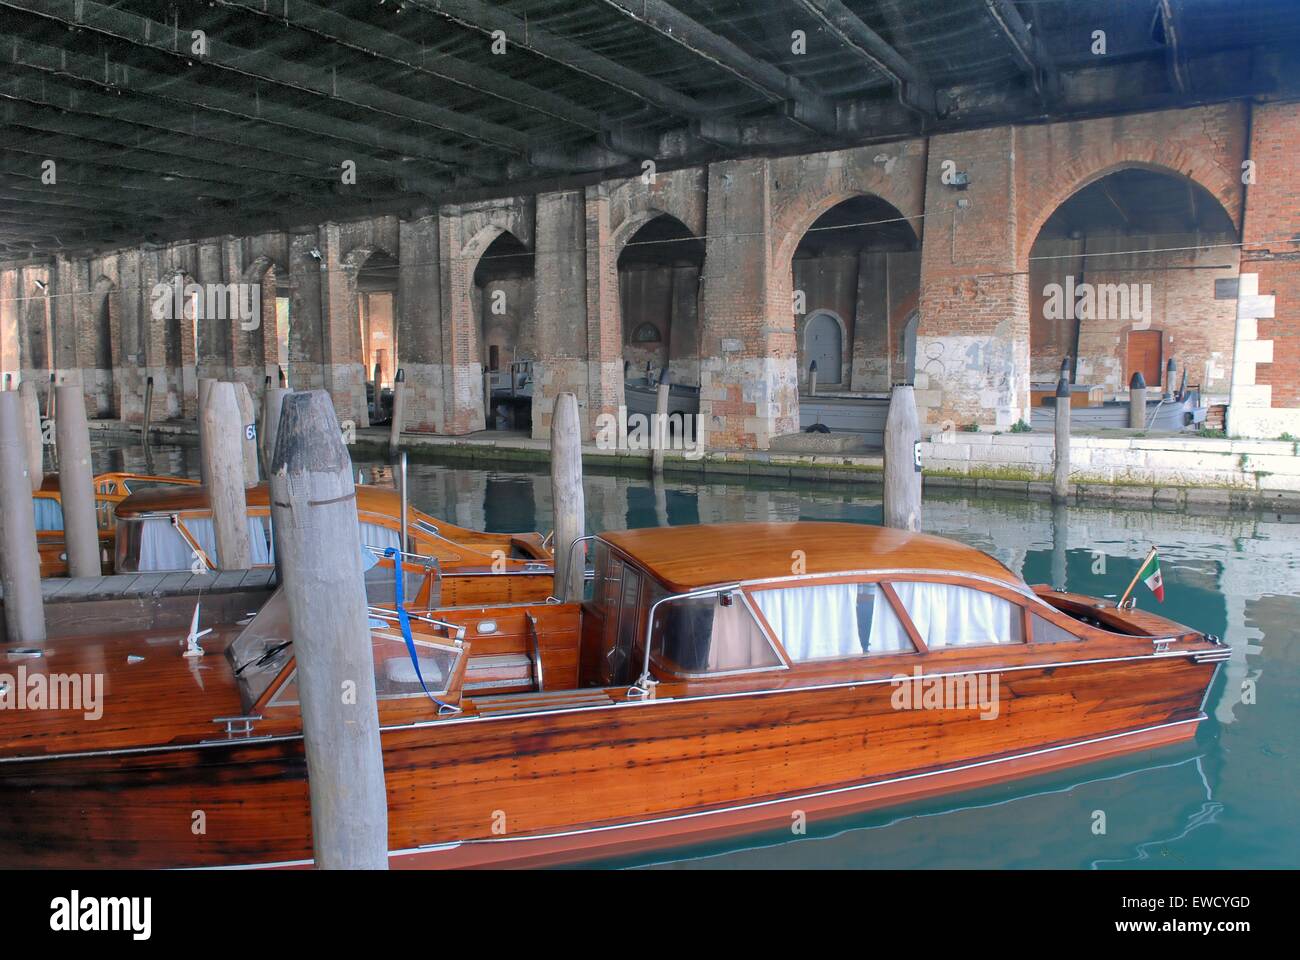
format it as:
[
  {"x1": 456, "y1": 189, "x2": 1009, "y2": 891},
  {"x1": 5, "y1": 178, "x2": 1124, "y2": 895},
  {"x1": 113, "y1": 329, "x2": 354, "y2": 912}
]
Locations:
[
  {"x1": 1, "y1": 648, "x2": 1213, "y2": 765},
  {"x1": 212, "y1": 714, "x2": 1205, "y2": 869}
]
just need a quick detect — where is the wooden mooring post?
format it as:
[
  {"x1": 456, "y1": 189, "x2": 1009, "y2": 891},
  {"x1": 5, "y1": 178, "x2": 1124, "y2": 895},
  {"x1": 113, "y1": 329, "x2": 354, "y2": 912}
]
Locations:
[
  {"x1": 260, "y1": 385, "x2": 289, "y2": 478},
  {"x1": 197, "y1": 377, "x2": 217, "y2": 487},
  {"x1": 0, "y1": 391, "x2": 46, "y2": 644},
  {"x1": 388, "y1": 368, "x2": 405, "y2": 458},
  {"x1": 1128, "y1": 372, "x2": 1147, "y2": 430},
  {"x1": 234, "y1": 381, "x2": 259, "y2": 486},
  {"x1": 18, "y1": 379, "x2": 42, "y2": 492},
  {"x1": 55, "y1": 385, "x2": 100, "y2": 578},
  {"x1": 269, "y1": 390, "x2": 389, "y2": 869},
  {"x1": 140, "y1": 376, "x2": 155, "y2": 450},
  {"x1": 550, "y1": 392, "x2": 586, "y2": 601},
  {"x1": 1052, "y1": 367, "x2": 1071, "y2": 504},
  {"x1": 200, "y1": 381, "x2": 251, "y2": 569},
  {"x1": 652, "y1": 381, "x2": 669, "y2": 476},
  {"x1": 883, "y1": 383, "x2": 921, "y2": 531}
]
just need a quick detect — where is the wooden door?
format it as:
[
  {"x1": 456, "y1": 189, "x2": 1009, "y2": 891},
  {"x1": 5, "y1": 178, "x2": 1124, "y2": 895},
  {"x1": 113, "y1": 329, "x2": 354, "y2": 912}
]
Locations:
[
  {"x1": 804, "y1": 312, "x2": 843, "y2": 387},
  {"x1": 1127, "y1": 330, "x2": 1163, "y2": 387}
]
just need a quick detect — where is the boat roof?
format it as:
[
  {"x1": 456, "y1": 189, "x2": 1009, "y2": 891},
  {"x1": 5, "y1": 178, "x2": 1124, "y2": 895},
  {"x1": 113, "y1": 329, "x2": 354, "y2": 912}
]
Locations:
[
  {"x1": 117, "y1": 481, "x2": 405, "y2": 517},
  {"x1": 598, "y1": 522, "x2": 1023, "y2": 593}
]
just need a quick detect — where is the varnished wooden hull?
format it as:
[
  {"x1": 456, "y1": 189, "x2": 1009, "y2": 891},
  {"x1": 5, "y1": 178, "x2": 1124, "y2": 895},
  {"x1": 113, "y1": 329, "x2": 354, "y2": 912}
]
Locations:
[{"x1": 0, "y1": 653, "x2": 1215, "y2": 869}]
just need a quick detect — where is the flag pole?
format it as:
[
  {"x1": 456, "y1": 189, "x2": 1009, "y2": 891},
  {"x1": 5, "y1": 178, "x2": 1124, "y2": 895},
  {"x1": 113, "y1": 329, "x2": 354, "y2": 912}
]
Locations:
[{"x1": 1118, "y1": 547, "x2": 1155, "y2": 609}]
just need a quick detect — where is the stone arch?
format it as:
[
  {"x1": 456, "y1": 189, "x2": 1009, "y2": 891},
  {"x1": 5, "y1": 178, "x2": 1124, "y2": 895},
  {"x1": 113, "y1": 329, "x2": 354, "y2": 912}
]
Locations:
[
  {"x1": 615, "y1": 211, "x2": 704, "y2": 385},
  {"x1": 241, "y1": 255, "x2": 291, "y2": 389},
  {"x1": 341, "y1": 244, "x2": 399, "y2": 406},
  {"x1": 779, "y1": 190, "x2": 920, "y2": 393},
  {"x1": 1018, "y1": 154, "x2": 1240, "y2": 272},
  {"x1": 1025, "y1": 161, "x2": 1241, "y2": 397}
]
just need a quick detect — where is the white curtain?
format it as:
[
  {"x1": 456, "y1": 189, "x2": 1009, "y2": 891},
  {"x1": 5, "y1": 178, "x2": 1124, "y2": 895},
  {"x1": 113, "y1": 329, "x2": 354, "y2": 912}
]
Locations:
[
  {"x1": 890, "y1": 581, "x2": 1014, "y2": 648},
  {"x1": 137, "y1": 516, "x2": 273, "y2": 570},
  {"x1": 33, "y1": 498, "x2": 64, "y2": 532},
  {"x1": 359, "y1": 522, "x2": 402, "y2": 555},
  {"x1": 137, "y1": 518, "x2": 194, "y2": 571},
  {"x1": 752, "y1": 583, "x2": 859, "y2": 661},
  {"x1": 862, "y1": 583, "x2": 913, "y2": 654}
]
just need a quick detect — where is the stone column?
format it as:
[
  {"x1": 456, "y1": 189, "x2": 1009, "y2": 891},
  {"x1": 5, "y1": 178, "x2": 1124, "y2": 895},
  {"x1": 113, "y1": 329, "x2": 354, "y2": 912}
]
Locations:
[
  {"x1": 397, "y1": 215, "x2": 445, "y2": 432},
  {"x1": 698, "y1": 158, "x2": 797, "y2": 450},
  {"x1": 915, "y1": 128, "x2": 1029, "y2": 432},
  {"x1": 532, "y1": 190, "x2": 592, "y2": 439}
]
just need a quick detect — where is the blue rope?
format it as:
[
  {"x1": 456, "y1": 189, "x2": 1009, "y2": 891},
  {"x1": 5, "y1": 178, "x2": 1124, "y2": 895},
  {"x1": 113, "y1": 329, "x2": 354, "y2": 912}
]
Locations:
[{"x1": 383, "y1": 547, "x2": 453, "y2": 712}]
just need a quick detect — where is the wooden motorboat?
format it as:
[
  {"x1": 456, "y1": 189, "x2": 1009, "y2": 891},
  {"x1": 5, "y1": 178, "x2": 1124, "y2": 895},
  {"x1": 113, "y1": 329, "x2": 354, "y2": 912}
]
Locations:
[
  {"x1": 0, "y1": 521, "x2": 1224, "y2": 869},
  {"x1": 112, "y1": 482, "x2": 554, "y2": 606},
  {"x1": 33, "y1": 472, "x2": 199, "y2": 577}
]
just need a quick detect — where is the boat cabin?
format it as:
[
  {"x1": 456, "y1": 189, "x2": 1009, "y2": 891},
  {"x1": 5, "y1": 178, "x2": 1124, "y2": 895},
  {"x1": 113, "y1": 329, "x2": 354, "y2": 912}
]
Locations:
[{"x1": 230, "y1": 521, "x2": 1213, "y2": 727}]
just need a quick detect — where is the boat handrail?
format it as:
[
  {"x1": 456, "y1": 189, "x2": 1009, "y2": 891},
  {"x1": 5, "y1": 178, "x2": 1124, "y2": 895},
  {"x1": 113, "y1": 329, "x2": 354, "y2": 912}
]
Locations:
[{"x1": 367, "y1": 606, "x2": 465, "y2": 642}]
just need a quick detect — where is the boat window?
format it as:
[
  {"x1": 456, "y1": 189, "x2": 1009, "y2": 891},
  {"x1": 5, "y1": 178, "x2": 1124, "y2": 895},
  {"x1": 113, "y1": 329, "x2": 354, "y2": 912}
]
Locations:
[
  {"x1": 119, "y1": 515, "x2": 274, "y2": 571},
  {"x1": 33, "y1": 496, "x2": 63, "y2": 532},
  {"x1": 890, "y1": 581, "x2": 1024, "y2": 648},
  {"x1": 1030, "y1": 613, "x2": 1079, "y2": 643},
  {"x1": 652, "y1": 591, "x2": 782, "y2": 675},
  {"x1": 749, "y1": 581, "x2": 914, "y2": 659}
]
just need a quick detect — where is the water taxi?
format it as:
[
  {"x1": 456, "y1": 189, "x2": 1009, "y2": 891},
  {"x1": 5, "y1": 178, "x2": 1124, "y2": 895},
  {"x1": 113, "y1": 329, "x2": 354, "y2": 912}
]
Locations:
[
  {"x1": 0, "y1": 522, "x2": 1223, "y2": 868},
  {"x1": 33, "y1": 473, "x2": 198, "y2": 576}
]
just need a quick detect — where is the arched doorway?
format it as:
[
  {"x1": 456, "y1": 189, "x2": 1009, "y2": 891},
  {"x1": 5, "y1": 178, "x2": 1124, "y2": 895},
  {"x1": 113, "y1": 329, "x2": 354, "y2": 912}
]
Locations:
[
  {"x1": 1029, "y1": 167, "x2": 1238, "y2": 402},
  {"x1": 790, "y1": 194, "x2": 919, "y2": 393},
  {"x1": 617, "y1": 214, "x2": 704, "y2": 386},
  {"x1": 474, "y1": 231, "x2": 535, "y2": 430},
  {"x1": 803, "y1": 310, "x2": 843, "y2": 385},
  {"x1": 355, "y1": 250, "x2": 398, "y2": 387}
]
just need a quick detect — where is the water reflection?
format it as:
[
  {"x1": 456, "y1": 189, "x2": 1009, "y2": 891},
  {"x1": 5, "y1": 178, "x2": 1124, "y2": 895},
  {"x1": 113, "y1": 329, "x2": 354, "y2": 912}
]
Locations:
[{"x1": 93, "y1": 438, "x2": 1300, "y2": 869}]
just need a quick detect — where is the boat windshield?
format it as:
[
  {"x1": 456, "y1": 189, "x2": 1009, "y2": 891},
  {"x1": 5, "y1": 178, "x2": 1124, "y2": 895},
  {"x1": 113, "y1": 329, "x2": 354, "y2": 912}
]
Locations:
[{"x1": 649, "y1": 586, "x2": 783, "y2": 676}]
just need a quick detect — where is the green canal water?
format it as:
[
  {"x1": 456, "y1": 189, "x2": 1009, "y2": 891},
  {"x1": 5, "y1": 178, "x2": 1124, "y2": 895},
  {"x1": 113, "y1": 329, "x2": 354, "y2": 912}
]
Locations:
[{"x1": 93, "y1": 440, "x2": 1300, "y2": 870}]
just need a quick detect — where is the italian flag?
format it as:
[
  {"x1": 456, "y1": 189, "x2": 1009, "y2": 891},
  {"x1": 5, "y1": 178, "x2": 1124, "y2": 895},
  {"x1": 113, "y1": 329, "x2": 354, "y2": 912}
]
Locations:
[{"x1": 1137, "y1": 550, "x2": 1165, "y2": 603}]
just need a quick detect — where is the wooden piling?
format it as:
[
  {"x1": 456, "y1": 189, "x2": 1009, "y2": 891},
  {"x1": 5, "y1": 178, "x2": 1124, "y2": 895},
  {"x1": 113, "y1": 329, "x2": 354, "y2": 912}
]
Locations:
[
  {"x1": 388, "y1": 368, "x2": 405, "y2": 458},
  {"x1": 882, "y1": 383, "x2": 921, "y2": 531},
  {"x1": 197, "y1": 377, "x2": 216, "y2": 487},
  {"x1": 260, "y1": 386, "x2": 289, "y2": 478},
  {"x1": 268, "y1": 390, "x2": 389, "y2": 870},
  {"x1": 652, "y1": 382, "x2": 669, "y2": 475},
  {"x1": 483, "y1": 369, "x2": 494, "y2": 429},
  {"x1": 1165, "y1": 358, "x2": 1177, "y2": 401},
  {"x1": 140, "y1": 375, "x2": 154, "y2": 450},
  {"x1": 1128, "y1": 372, "x2": 1147, "y2": 430},
  {"x1": 233, "y1": 381, "x2": 259, "y2": 486},
  {"x1": 1052, "y1": 370, "x2": 1071, "y2": 504},
  {"x1": 809, "y1": 360, "x2": 818, "y2": 398},
  {"x1": 200, "y1": 381, "x2": 251, "y2": 569},
  {"x1": 0, "y1": 391, "x2": 46, "y2": 644},
  {"x1": 54, "y1": 385, "x2": 100, "y2": 577},
  {"x1": 550, "y1": 392, "x2": 586, "y2": 601},
  {"x1": 18, "y1": 379, "x2": 42, "y2": 492},
  {"x1": 371, "y1": 362, "x2": 383, "y2": 422}
]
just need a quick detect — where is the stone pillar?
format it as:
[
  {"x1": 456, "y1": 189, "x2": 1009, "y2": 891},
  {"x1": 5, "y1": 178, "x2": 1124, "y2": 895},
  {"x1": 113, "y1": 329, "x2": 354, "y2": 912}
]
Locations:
[
  {"x1": 579, "y1": 184, "x2": 625, "y2": 439},
  {"x1": 698, "y1": 158, "x2": 797, "y2": 450},
  {"x1": 532, "y1": 189, "x2": 593, "y2": 439},
  {"x1": 318, "y1": 223, "x2": 370, "y2": 428},
  {"x1": 397, "y1": 215, "x2": 445, "y2": 432},
  {"x1": 915, "y1": 128, "x2": 1029, "y2": 431}
]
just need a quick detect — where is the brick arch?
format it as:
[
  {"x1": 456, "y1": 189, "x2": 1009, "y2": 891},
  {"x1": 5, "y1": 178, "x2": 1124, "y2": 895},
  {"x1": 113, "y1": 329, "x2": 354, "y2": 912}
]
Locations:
[
  {"x1": 610, "y1": 206, "x2": 700, "y2": 263},
  {"x1": 239, "y1": 255, "x2": 292, "y2": 388},
  {"x1": 1018, "y1": 149, "x2": 1241, "y2": 270},
  {"x1": 772, "y1": 186, "x2": 919, "y2": 277}
]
